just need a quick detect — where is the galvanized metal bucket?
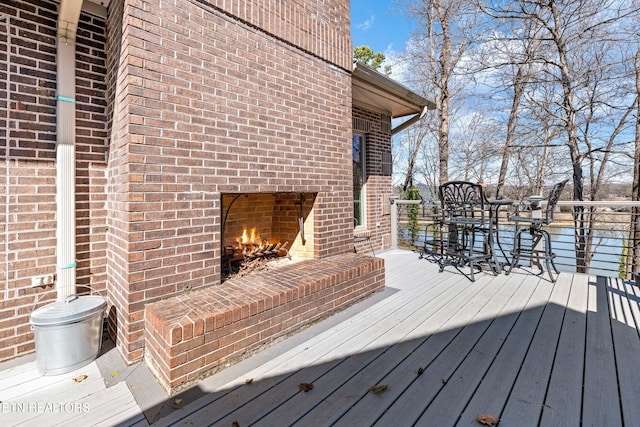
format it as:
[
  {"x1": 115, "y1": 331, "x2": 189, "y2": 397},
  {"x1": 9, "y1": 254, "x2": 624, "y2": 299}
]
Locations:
[{"x1": 30, "y1": 294, "x2": 106, "y2": 376}]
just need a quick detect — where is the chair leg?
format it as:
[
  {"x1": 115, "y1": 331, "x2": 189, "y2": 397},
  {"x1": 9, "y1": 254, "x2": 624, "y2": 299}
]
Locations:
[
  {"x1": 486, "y1": 228, "x2": 500, "y2": 275},
  {"x1": 539, "y1": 229, "x2": 557, "y2": 282},
  {"x1": 466, "y1": 226, "x2": 475, "y2": 282},
  {"x1": 540, "y1": 228, "x2": 560, "y2": 275},
  {"x1": 507, "y1": 228, "x2": 523, "y2": 275}
]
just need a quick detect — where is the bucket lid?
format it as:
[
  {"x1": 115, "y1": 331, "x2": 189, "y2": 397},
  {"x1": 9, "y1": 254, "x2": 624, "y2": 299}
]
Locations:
[{"x1": 30, "y1": 295, "x2": 106, "y2": 326}]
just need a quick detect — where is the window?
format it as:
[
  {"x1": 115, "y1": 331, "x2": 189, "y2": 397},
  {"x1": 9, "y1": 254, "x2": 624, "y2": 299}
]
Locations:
[{"x1": 353, "y1": 133, "x2": 366, "y2": 227}]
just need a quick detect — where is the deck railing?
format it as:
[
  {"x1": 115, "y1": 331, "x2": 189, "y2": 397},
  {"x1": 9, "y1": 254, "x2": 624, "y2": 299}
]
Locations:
[{"x1": 391, "y1": 198, "x2": 640, "y2": 279}]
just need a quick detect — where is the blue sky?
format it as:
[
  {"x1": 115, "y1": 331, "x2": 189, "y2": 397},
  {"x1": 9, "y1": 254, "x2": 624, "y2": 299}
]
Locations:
[{"x1": 350, "y1": 0, "x2": 414, "y2": 55}]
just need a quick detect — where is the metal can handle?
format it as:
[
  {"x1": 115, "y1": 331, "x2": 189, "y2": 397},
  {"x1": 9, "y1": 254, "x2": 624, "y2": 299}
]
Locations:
[{"x1": 64, "y1": 294, "x2": 79, "y2": 303}]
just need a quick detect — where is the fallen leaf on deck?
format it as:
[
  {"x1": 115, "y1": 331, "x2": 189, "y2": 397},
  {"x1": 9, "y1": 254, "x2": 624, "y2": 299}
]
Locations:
[
  {"x1": 72, "y1": 375, "x2": 87, "y2": 383},
  {"x1": 298, "y1": 383, "x2": 314, "y2": 392},
  {"x1": 173, "y1": 398, "x2": 182, "y2": 405},
  {"x1": 232, "y1": 422, "x2": 240, "y2": 427},
  {"x1": 417, "y1": 368, "x2": 424, "y2": 376},
  {"x1": 245, "y1": 378, "x2": 253, "y2": 384},
  {"x1": 441, "y1": 378, "x2": 448, "y2": 384},
  {"x1": 476, "y1": 414, "x2": 500, "y2": 425},
  {"x1": 111, "y1": 370, "x2": 119, "y2": 377},
  {"x1": 369, "y1": 385, "x2": 388, "y2": 394}
]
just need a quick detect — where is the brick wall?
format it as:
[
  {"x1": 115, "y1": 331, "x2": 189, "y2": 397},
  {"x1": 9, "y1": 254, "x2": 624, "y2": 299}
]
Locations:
[
  {"x1": 0, "y1": 0, "x2": 108, "y2": 363},
  {"x1": 198, "y1": 0, "x2": 351, "y2": 70},
  {"x1": 353, "y1": 106, "x2": 393, "y2": 252},
  {"x1": 106, "y1": 0, "x2": 354, "y2": 363}
]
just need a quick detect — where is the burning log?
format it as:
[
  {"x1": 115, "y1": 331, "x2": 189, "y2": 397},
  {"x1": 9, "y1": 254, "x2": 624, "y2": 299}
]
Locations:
[
  {"x1": 222, "y1": 240, "x2": 290, "y2": 280},
  {"x1": 245, "y1": 242, "x2": 289, "y2": 260}
]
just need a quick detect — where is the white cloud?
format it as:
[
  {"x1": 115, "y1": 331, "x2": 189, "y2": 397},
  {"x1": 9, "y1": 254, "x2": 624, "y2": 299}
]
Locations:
[{"x1": 356, "y1": 15, "x2": 375, "y2": 31}]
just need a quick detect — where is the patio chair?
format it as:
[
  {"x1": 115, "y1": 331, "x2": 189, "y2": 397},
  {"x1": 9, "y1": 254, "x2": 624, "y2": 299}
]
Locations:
[
  {"x1": 438, "y1": 181, "x2": 499, "y2": 281},
  {"x1": 419, "y1": 203, "x2": 442, "y2": 262},
  {"x1": 506, "y1": 179, "x2": 568, "y2": 282}
]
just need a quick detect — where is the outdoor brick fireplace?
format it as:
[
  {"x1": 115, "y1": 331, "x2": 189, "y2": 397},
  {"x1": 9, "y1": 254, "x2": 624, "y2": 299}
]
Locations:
[{"x1": 144, "y1": 185, "x2": 386, "y2": 393}]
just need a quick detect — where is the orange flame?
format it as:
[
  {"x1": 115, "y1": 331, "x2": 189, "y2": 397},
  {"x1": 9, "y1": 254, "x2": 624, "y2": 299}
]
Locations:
[{"x1": 237, "y1": 227, "x2": 260, "y2": 245}]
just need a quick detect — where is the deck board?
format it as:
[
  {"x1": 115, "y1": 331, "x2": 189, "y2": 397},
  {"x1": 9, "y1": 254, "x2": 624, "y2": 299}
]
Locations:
[
  {"x1": 455, "y1": 273, "x2": 550, "y2": 426},
  {"x1": 288, "y1": 275, "x2": 491, "y2": 425},
  {"x1": 0, "y1": 361, "x2": 145, "y2": 427},
  {"x1": 539, "y1": 273, "x2": 588, "y2": 427},
  {"x1": 582, "y1": 276, "x2": 623, "y2": 426},
  {"x1": 338, "y1": 272, "x2": 514, "y2": 425},
  {"x1": 607, "y1": 277, "x2": 640, "y2": 426},
  {"x1": 252, "y1": 274, "x2": 467, "y2": 425},
  {"x1": 498, "y1": 270, "x2": 570, "y2": 426}
]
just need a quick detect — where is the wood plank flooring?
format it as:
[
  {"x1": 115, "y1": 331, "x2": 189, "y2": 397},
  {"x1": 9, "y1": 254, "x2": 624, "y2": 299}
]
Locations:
[
  {"x1": 156, "y1": 250, "x2": 640, "y2": 427},
  {"x1": 0, "y1": 360, "x2": 146, "y2": 427},
  {"x1": 2, "y1": 249, "x2": 639, "y2": 427}
]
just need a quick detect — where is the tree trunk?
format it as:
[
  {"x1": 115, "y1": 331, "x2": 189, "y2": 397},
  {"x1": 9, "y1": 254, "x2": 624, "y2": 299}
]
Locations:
[
  {"x1": 496, "y1": 67, "x2": 524, "y2": 199},
  {"x1": 548, "y1": 0, "x2": 588, "y2": 272},
  {"x1": 438, "y1": 13, "x2": 451, "y2": 186}
]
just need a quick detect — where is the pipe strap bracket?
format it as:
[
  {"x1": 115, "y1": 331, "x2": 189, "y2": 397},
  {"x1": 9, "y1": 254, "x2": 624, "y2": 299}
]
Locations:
[
  {"x1": 57, "y1": 262, "x2": 77, "y2": 269},
  {"x1": 56, "y1": 95, "x2": 76, "y2": 103}
]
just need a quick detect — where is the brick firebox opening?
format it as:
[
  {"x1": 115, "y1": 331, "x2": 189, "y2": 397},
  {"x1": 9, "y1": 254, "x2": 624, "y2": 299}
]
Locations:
[{"x1": 221, "y1": 193, "x2": 316, "y2": 279}]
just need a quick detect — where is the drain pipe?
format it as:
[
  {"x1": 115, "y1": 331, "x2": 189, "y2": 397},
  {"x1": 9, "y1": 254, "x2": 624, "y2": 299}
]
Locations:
[{"x1": 56, "y1": 0, "x2": 82, "y2": 301}]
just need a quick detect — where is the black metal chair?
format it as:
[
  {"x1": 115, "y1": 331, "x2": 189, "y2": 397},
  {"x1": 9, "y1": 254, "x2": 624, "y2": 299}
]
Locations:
[
  {"x1": 438, "y1": 181, "x2": 499, "y2": 281},
  {"x1": 419, "y1": 203, "x2": 443, "y2": 263},
  {"x1": 506, "y1": 179, "x2": 568, "y2": 282}
]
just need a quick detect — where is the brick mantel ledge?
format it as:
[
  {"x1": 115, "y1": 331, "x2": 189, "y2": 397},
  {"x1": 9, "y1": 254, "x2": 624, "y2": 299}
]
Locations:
[{"x1": 144, "y1": 254, "x2": 385, "y2": 394}]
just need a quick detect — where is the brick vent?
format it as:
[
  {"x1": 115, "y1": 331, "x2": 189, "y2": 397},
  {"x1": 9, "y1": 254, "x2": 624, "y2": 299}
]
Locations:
[{"x1": 144, "y1": 254, "x2": 385, "y2": 394}]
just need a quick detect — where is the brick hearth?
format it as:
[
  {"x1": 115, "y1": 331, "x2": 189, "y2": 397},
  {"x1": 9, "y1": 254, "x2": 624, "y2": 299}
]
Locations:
[{"x1": 144, "y1": 254, "x2": 385, "y2": 393}]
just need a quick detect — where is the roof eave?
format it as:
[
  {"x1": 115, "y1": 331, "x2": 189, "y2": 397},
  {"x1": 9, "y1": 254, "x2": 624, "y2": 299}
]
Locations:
[{"x1": 352, "y1": 62, "x2": 436, "y2": 117}]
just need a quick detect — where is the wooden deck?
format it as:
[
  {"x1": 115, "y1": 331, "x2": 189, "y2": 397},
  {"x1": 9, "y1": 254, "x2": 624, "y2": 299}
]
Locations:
[
  {"x1": 2, "y1": 249, "x2": 640, "y2": 426},
  {"x1": 154, "y1": 249, "x2": 640, "y2": 426}
]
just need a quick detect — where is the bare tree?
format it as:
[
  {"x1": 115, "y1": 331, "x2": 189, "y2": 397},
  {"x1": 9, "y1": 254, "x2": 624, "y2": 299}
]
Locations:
[
  {"x1": 449, "y1": 112, "x2": 501, "y2": 184},
  {"x1": 484, "y1": 0, "x2": 640, "y2": 272},
  {"x1": 400, "y1": 120, "x2": 431, "y2": 193},
  {"x1": 402, "y1": 0, "x2": 485, "y2": 186},
  {"x1": 494, "y1": 23, "x2": 543, "y2": 198}
]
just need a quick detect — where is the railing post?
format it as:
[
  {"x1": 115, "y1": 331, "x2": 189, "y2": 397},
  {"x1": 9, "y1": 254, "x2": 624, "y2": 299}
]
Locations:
[{"x1": 390, "y1": 196, "x2": 399, "y2": 249}]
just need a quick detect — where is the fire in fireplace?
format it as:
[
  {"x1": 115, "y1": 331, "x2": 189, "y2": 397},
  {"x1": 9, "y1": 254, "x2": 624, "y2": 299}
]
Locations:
[
  {"x1": 223, "y1": 226, "x2": 291, "y2": 276},
  {"x1": 221, "y1": 193, "x2": 316, "y2": 280}
]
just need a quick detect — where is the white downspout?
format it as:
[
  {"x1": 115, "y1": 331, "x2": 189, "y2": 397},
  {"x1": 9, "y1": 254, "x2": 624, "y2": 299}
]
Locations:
[{"x1": 56, "y1": 0, "x2": 83, "y2": 301}]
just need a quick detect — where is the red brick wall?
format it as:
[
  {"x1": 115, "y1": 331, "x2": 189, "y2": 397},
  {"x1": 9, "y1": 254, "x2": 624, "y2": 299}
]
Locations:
[
  {"x1": 0, "y1": 0, "x2": 108, "y2": 363},
  {"x1": 204, "y1": 0, "x2": 351, "y2": 70},
  {"x1": 353, "y1": 106, "x2": 393, "y2": 252},
  {"x1": 106, "y1": 0, "x2": 354, "y2": 363}
]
